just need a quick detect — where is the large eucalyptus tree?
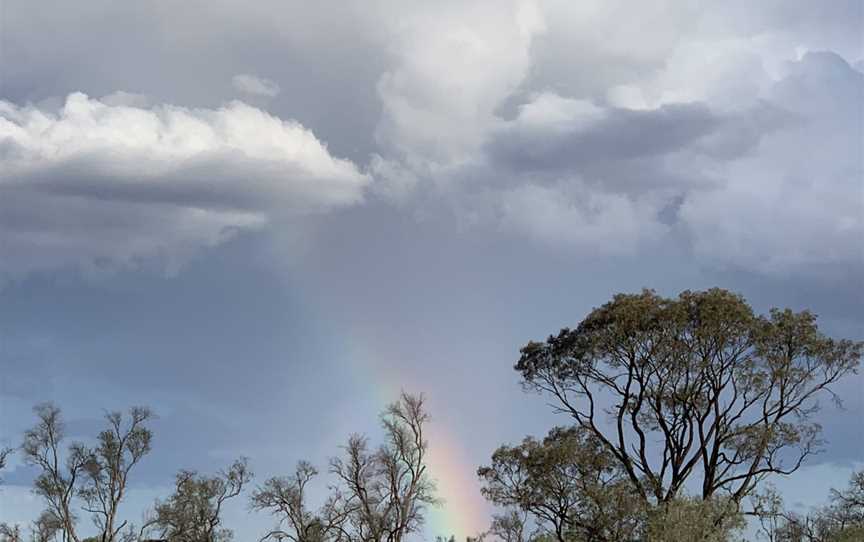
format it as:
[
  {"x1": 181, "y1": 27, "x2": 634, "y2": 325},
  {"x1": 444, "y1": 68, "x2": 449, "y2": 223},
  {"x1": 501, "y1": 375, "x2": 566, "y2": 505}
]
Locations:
[{"x1": 513, "y1": 289, "x2": 861, "y2": 506}]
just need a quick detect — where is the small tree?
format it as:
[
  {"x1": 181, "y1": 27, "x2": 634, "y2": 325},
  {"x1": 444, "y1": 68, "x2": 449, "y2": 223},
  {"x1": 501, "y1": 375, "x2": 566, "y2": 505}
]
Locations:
[
  {"x1": 143, "y1": 458, "x2": 252, "y2": 542},
  {"x1": 329, "y1": 392, "x2": 437, "y2": 542},
  {"x1": 478, "y1": 426, "x2": 642, "y2": 542},
  {"x1": 251, "y1": 461, "x2": 348, "y2": 542},
  {"x1": 486, "y1": 510, "x2": 528, "y2": 542},
  {"x1": 80, "y1": 408, "x2": 154, "y2": 542},
  {"x1": 758, "y1": 470, "x2": 864, "y2": 542},
  {"x1": 0, "y1": 447, "x2": 12, "y2": 479},
  {"x1": 0, "y1": 524, "x2": 21, "y2": 542},
  {"x1": 0, "y1": 447, "x2": 19, "y2": 542},
  {"x1": 21, "y1": 404, "x2": 90, "y2": 542},
  {"x1": 0, "y1": 511, "x2": 62, "y2": 542},
  {"x1": 829, "y1": 470, "x2": 864, "y2": 534},
  {"x1": 20, "y1": 404, "x2": 154, "y2": 542},
  {"x1": 515, "y1": 289, "x2": 861, "y2": 506},
  {"x1": 256, "y1": 393, "x2": 437, "y2": 542}
]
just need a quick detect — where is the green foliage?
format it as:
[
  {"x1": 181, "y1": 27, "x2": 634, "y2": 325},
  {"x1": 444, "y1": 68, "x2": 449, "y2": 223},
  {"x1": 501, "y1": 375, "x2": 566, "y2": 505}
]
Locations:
[
  {"x1": 478, "y1": 426, "x2": 642, "y2": 542},
  {"x1": 644, "y1": 496, "x2": 744, "y2": 542},
  {"x1": 515, "y1": 289, "x2": 861, "y2": 505},
  {"x1": 145, "y1": 459, "x2": 252, "y2": 542},
  {"x1": 20, "y1": 404, "x2": 155, "y2": 542}
]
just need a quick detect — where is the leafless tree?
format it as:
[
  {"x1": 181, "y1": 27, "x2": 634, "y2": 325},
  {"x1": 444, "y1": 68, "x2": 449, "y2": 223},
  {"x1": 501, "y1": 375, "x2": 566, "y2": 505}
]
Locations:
[
  {"x1": 251, "y1": 461, "x2": 349, "y2": 542},
  {"x1": 142, "y1": 458, "x2": 251, "y2": 542},
  {"x1": 755, "y1": 470, "x2": 864, "y2": 541},
  {"x1": 0, "y1": 448, "x2": 21, "y2": 542},
  {"x1": 329, "y1": 434, "x2": 385, "y2": 542},
  {"x1": 330, "y1": 392, "x2": 437, "y2": 542},
  {"x1": 257, "y1": 393, "x2": 436, "y2": 542}
]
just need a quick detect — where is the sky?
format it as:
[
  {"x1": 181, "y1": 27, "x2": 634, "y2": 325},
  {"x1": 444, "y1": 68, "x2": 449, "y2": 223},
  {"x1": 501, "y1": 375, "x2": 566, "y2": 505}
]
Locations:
[{"x1": 0, "y1": 0, "x2": 862, "y2": 539}]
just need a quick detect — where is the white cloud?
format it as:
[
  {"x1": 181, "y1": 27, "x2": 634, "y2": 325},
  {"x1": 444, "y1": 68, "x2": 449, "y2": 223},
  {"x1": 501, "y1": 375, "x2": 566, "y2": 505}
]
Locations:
[
  {"x1": 0, "y1": 93, "x2": 369, "y2": 278},
  {"x1": 373, "y1": 0, "x2": 544, "y2": 167},
  {"x1": 231, "y1": 74, "x2": 281, "y2": 97}
]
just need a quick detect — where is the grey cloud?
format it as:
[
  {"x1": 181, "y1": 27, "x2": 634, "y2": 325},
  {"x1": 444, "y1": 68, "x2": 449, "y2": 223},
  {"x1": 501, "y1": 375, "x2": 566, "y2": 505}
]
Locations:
[
  {"x1": 1, "y1": 0, "x2": 861, "y2": 281},
  {"x1": 692, "y1": 102, "x2": 792, "y2": 159},
  {"x1": 485, "y1": 92, "x2": 792, "y2": 193},
  {"x1": 0, "y1": 94, "x2": 369, "y2": 278},
  {"x1": 680, "y1": 52, "x2": 864, "y2": 277},
  {"x1": 488, "y1": 102, "x2": 718, "y2": 173},
  {"x1": 232, "y1": 74, "x2": 281, "y2": 97},
  {"x1": 356, "y1": 2, "x2": 860, "y2": 280},
  {"x1": 393, "y1": 49, "x2": 859, "y2": 277}
]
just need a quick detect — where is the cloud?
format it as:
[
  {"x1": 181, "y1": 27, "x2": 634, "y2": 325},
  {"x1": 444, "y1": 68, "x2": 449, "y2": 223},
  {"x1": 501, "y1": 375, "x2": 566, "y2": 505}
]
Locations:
[
  {"x1": 0, "y1": 92, "x2": 370, "y2": 278},
  {"x1": 1, "y1": 0, "x2": 861, "y2": 282},
  {"x1": 494, "y1": 180, "x2": 669, "y2": 252},
  {"x1": 364, "y1": 1, "x2": 862, "y2": 278},
  {"x1": 488, "y1": 95, "x2": 720, "y2": 174},
  {"x1": 232, "y1": 74, "x2": 281, "y2": 97},
  {"x1": 680, "y1": 52, "x2": 864, "y2": 277},
  {"x1": 372, "y1": 0, "x2": 544, "y2": 166}
]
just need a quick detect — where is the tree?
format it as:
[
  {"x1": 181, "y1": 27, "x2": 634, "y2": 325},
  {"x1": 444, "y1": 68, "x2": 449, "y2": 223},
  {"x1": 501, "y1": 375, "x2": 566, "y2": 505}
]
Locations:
[
  {"x1": 143, "y1": 458, "x2": 252, "y2": 542},
  {"x1": 0, "y1": 524, "x2": 21, "y2": 542},
  {"x1": 0, "y1": 447, "x2": 12, "y2": 480},
  {"x1": 79, "y1": 407, "x2": 154, "y2": 542},
  {"x1": 478, "y1": 426, "x2": 642, "y2": 542},
  {"x1": 757, "y1": 470, "x2": 864, "y2": 541},
  {"x1": 329, "y1": 392, "x2": 437, "y2": 542},
  {"x1": 515, "y1": 289, "x2": 861, "y2": 507},
  {"x1": 829, "y1": 470, "x2": 864, "y2": 535},
  {"x1": 251, "y1": 461, "x2": 348, "y2": 542},
  {"x1": 21, "y1": 404, "x2": 90, "y2": 542},
  {"x1": 0, "y1": 446, "x2": 16, "y2": 542},
  {"x1": 644, "y1": 496, "x2": 744, "y2": 542},
  {"x1": 0, "y1": 506, "x2": 62, "y2": 542},
  {"x1": 20, "y1": 404, "x2": 154, "y2": 542},
  {"x1": 256, "y1": 392, "x2": 437, "y2": 542},
  {"x1": 0, "y1": 517, "x2": 59, "y2": 542},
  {"x1": 486, "y1": 510, "x2": 528, "y2": 542}
]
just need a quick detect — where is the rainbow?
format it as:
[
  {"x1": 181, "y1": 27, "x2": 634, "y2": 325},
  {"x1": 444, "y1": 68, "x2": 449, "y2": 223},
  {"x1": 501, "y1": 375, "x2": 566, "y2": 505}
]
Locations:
[
  {"x1": 336, "y1": 325, "x2": 492, "y2": 539},
  {"x1": 423, "y1": 425, "x2": 491, "y2": 538}
]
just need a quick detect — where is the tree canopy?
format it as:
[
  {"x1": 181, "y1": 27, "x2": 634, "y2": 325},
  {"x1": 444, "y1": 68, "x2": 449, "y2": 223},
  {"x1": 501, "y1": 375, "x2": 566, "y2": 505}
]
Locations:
[
  {"x1": 478, "y1": 426, "x2": 642, "y2": 542},
  {"x1": 514, "y1": 289, "x2": 861, "y2": 506}
]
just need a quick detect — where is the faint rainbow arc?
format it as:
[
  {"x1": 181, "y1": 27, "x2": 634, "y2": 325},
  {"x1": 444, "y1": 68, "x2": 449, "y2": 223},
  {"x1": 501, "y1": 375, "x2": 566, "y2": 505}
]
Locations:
[{"x1": 337, "y1": 328, "x2": 490, "y2": 539}]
